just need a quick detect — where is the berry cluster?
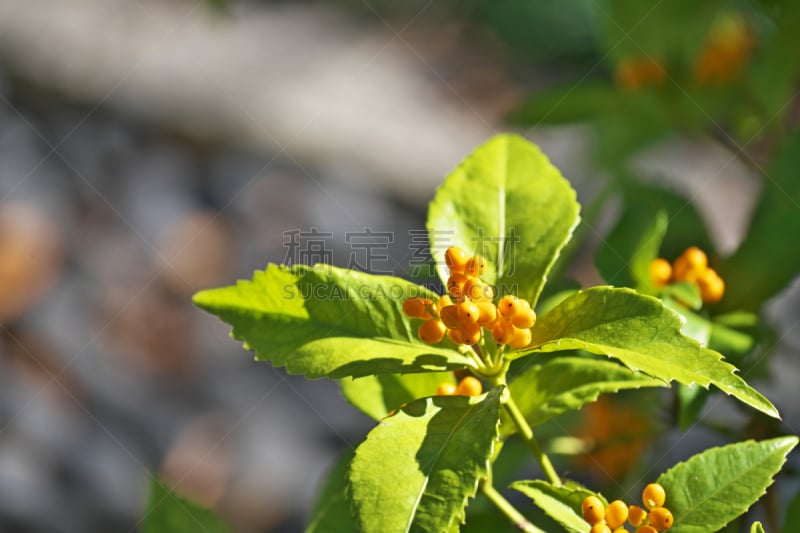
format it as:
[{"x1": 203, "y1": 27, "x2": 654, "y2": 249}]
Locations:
[
  {"x1": 649, "y1": 246, "x2": 725, "y2": 303},
  {"x1": 435, "y1": 376, "x2": 483, "y2": 397},
  {"x1": 402, "y1": 246, "x2": 535, "y2": 349},
  {"x1": 581, "y1": 483, "x2": 673, "y2": 533}
]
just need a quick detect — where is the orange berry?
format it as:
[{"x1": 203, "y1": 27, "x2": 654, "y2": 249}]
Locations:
[
  {"x1": 683, "y1": 246, "x2": 708, "y2": 270},
  {"x1": 508, "y1": 326, "x2": 532, "y2": 349},
  {"x1": 497, "y1": 295, "x2": 522, "y2": 319},
  {"x1": 590, "y1": 524, "x2": 611, "y2": 533},
  {"x1": 455, "y1": 376, "x2": 483, "y2": 396},
  {"x1": 511, "y1": 306, "x2": 536, "y2": 329},
  {"x1": 463, "y1": 277, "x2": 493, "y2": 301},
  {"x1": 642, "y1": 483, "x2": 666, "y2": 510},
  {"x1": 476, "y1": 301, "x2": 498, "y2": 325},
  {"x1": 448, "y1": 328, "x2": 465, "y2": 345},
  {"x1": 697, "y1": 268, "x2": 725, "y2": 303},
  {"x1": 628, "y1": 505, "x2": 647, "y2": 527},
  {"x1": 582, "y1": 496, "x2": 605, "y2": 525},
  {"x1": 649, "y1": 258, "x2": 672, "y2": 287},
  {"x1": 636, "y1": 527, "x2": 658, "y2": 533},
  {"x1": 418, "y1": 320, "x2": 446, "y2": 344},
  {"x1": 457, "y1": 301, "x2": 481, "y2": 324},
  {"x1": 460, "y1": 321, "x2": 482, "y2": 345},
  {"x1": 447, "y1": 273, "x2": 469, "y2": 299},
  {"x1": 445, "y1": 246, "x2": 470, "y2": 274},
  {"x1": 436, "y1": 383, "x2": 456, "y2": 396},
  {"x1": 605, "y1": 500, "x2": 629, "y2": 529},
  {"x1": 440, "y1": 305, "x2": 461, "y2": 329},
  {"x1": 491, "y1": 320, "x2": 515, "y2": 345},
  {"x1": 435, "y1": 294, "x2": 453, "y2": 312},
  {"x1": 649, "y1": 507, "x2": 673, "y2": 530},
  {"x1": 402, "y1": 297, "x2": 433, "y2": 319},
  {"x1": 464, "y1": 255, "x2": 487, "y2": 277}
]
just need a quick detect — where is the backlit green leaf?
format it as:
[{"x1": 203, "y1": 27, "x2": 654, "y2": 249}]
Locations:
[
  {"x1": 658, "y1": 436, "x2": 798, "y2": 533},
  {"x1": 348, "y1": 388, "x2": 502, "y2": 533},
  {"x1": 501, "y1": 357, "x2": 664, "y2": 438},
  {"x1": 305, "y1": 449, "x2": 357, "y2": 533},
  {"x1": 193, "y1": 264, "x2": 473, "y2": 379},
  {"x1": 515, "y1": 287, "x2": 778, "y2": 418},
  {"x1": 427, "y1": 134, "x2": 580, "y2": 307},
  {"x1": 339, "y1": 372, "x2": 456, "y2": 420},
  {"x1": 510, "y1": 480, "x2": 598, "y2": 533}
]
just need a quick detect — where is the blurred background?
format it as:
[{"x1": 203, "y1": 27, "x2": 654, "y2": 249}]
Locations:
[{"x1": 0, "y1": 0, "x2": 798, "y2": 531}]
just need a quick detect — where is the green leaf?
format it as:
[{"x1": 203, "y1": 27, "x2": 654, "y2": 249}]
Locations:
[
  {"x1": 751, "y1": 521, "x2": 766, "y2": 533},
  {"x1": 427, "y1": 134, "x2": 580, "y2": 307},
  {"x1": 500, "y1": 357, "x2": 664, "y2": 438},
  {"x1": 339, "y1": 372, "x2": 455, "y2": 420},
  {"x1": 305, "y1": 449, "x2": 357, "y2": 533},
  {"x1": 657, "y1": 436, "x2": 798, "y2": 533},
  {"x1": 142, "y1": 478, "x2": 231, "y2": 533},
  {"x1": 719, "y1": 133, "x2": 800, "y2": 311},
  {"x1": 510, "y1": 83, "x2": 622, "y2": 125},
  {"x1": 193, "y1": 264, "x2": 474, "y2": 379},
  {"x1": 662, "y1": 296, "x2": 711, "y2": 345},
  {"x1": 348, "y1": 388, "x2": 502, "y2": 533},
  {"x1": 663, "y1": 283, "x2": 703, "y2": 312},
  {"x1": 516, "y1": 286, "x2": 779, "y2": 418},
  {"x1": 510, "y1": 480, "x2": 598, "y2": 533},
  {"x1": 783, "y1": 486, "x2": 800, "y2": 533},
  {"x1": 595, "y1": 206, "x2": 668, "y2": 290}
]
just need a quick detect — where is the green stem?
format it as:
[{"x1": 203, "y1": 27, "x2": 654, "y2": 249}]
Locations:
[
  {"x1": 482, "y1": 482, "x2": 544, "y2": 533},
  {"x1": 503, "y1": 392, "x2": 561, "y2": 487}
]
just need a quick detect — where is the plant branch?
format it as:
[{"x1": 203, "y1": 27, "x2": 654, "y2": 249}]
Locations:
[
  {"x1": 503, "y1": 392, "x2": 561, "y2": 487},
  {"x1": 481, "y1": 482, "x2": 544, "y2": 533}
]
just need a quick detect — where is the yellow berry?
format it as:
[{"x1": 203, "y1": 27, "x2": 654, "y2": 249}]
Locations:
[
  {"x1": 697, "y1": 268, "x2": 725, "y2": 303},
  {"x1": 649, "y1": 258, "x2": 672, "y2": 287},
  {"x1": 447, "y1": 273, "x2": 469, "y2": 299},
  {"x1": 649, "y1": 507, "x2": 673, "y2": 530},
  {"x1": 511, "y1": 306, "x2": 536, "y2": 329},
  {"x1": 402, "y1": 297, "x2": 433, "y2": 319},
  {"x1": 455, "y1": 376, "x2": 483, "y2": 396},
  {"x1": 508, "y1": 326, "x2": 532, "y2": 349},
  {"x1": 464, "y1": 255, "x2": 487, "y2": 277},
  {"x1": 605, "y1": 500, "x2": 629, "y2": 529},
  {"x1": 642, "y1": 483, "x2": 666, "y2": 510},
  {"x1": 582, "y1": 496, "x2": 605, "y2": 525},
  {"x1": 448, "y1": 327, "x2": 465, "y2": 345},
  {"x1": 459, "y1": 321, "x2": 482, "y2": 345},
  {"x1": 457, "y1": 301, "x2": 481, "y2": 324},
  {"x1": 436, "y1": 383, "x2": 456, "y2": 396},
  {"x1": 436, "y1": 294, "x2": 453, "y2": 312},
  {"x1": 497, "y1": 295, "x2": 523, "y2": 319},
  {"x1": 491, "y1": 320, "x2": 515, "y2": 345},
  {"x1": 628, "y1": 505, "x2": 647, "y2": 527},
  {"x1": 463, "y1": 277, "x2": 493, "y2": 301},
  {"x1": 418, "y1": 320, "x2": 446, "y2": 344},
  {"x1": 440, "y1": 305, "x2": 461, "y2": 329},
  {"x1": 636, "y1": 527, "x2": 658, "y2": 533},
  {"x1": 476, "y1": 301, "x2": 498, "y2": 325},
  {"x1": 590, "y1": 524, "x2": 611, "y2": 533},
  {"x1": 445, "y1": 246, "x2": 470, "y2": 274}
]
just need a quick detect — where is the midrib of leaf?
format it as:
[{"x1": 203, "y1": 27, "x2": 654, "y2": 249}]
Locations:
[
  {"x1": 672, "y1": 448, "x2": 788, "y2": 526},
  {"x1": 406, "y1": 400, "x2": 485, "y2": 532}
]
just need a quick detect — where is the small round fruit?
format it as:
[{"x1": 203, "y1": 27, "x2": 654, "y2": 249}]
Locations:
[
  {"x1": 511, "y1": 306, "x2": 536, "y2": 329},
  {"x1": 464, "y1": 255, "x2": 487, "y2": 277},
  {"x1": 628, "y1": 505, "x2": 647, "y2": 527},
  {"x1": 491, "y1": 320, "x2": 515, "y2": 345},
  {"x1": 682, "y1": 246, "x2": 708, "y2": 270},
  {"x1": 476, "y1": 301, "x2": 498, "y2": 325},
  {"x1": 456, "y1": 376, "x2": 483, "y2": 396},
  {"x1": 448, "y1": 328, "x2": 465, "y2": 345},
  {"x1": 440, "y1": 305, "x2": 461, "y2": 329},
  {"x1": 697, "y1": 268, "x2": 725, "y2": 303},
  {"x1": 436, "y1": 294, "x2": 453, "y2": 312},
  {"x1": 649, "y1": 507, "x2": 673, "y2": 530},
  {"x1": 445, "y1": 246, "x2": 470, "y2": 274},
  {"x1": 581, "y1": 496, "x2": 605, "y2": 525},
  {"x1": 649, "y1": 258, "x2": 672, "y2": 287},
  {"x1": 447, "y1": 273, "x2": 469, "y2": 299},
  {"x1": 402, "y1": 297, "x2": 433, "y2": 319},
  {"x1": 635, "y1": 527, "x2": 658, "y2": 533},
  {"x1": 457, "y1": 301, "x2": 481, "y2": 324},
  {"x1": 459, "y1": 322, "x2": 482, "y2": 345},
  {"x1": 590, "y1": 524, "x2": 611, "y2": 533},
  {"x1": 497, "y1": 295, "x2": 523, "y2": 319},
  {"x1": 642, "y1": 483, "x2": 666, "y2": 510},
  {"x1": 463, "y1": 277, "x2": 492, "y2": 301},
  {"x1": 508, "y1": 326, "x2": 532, "y2": 349},
  {"x1": 418, "y1": 320, "x2": 446, "y2": 344},
  {"x1": 436, "y1": 383, "x2": 456, "y2": 396},
  {"x1": 605, "y1": 500, "x2": 629, "y2": 529}
]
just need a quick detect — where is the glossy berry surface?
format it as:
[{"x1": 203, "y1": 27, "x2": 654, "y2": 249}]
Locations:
[
  {"x1": 589, "y1": 523, "x2": 611, "y2": 533},
  {"x1": 445, "y1": 246, "x2": 469, "y2": 273},
  {"x1": 508, "y1": 326, "x2": 532, "y2": 349},
  {"x1": 642, "y1": 483, "x2": 666, "y2": 510},
  {"x1": 628, "y1": 505, "x2": 647, "y2": 527},
  {"x1": 649, "y1": 258, "x2": 672, "y2": 286},
  {"x1": 635, "y1": 527, "x2": 658, "y2": 533},
  {"x1": 581, "y1": 496, "x2": 605, "y2": 525},
  {"x1": 604, "y1": 500, "x2": 628, "y2": 529},
  {"x1": 455, "y1": 376, "x2": 483, "y2": 396},
  {"x1": 649, "y1": 507, "x2": 673, "y2": 530},
  {"x1": 402, "y1": 297, "x2": 433, "y2": 319},
  {"x1": 418, "y1": 320, "x2": 446, "y2": 344},
  {"x1": 436, "y1": 383, "x2": 456, "y2": 396}
]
